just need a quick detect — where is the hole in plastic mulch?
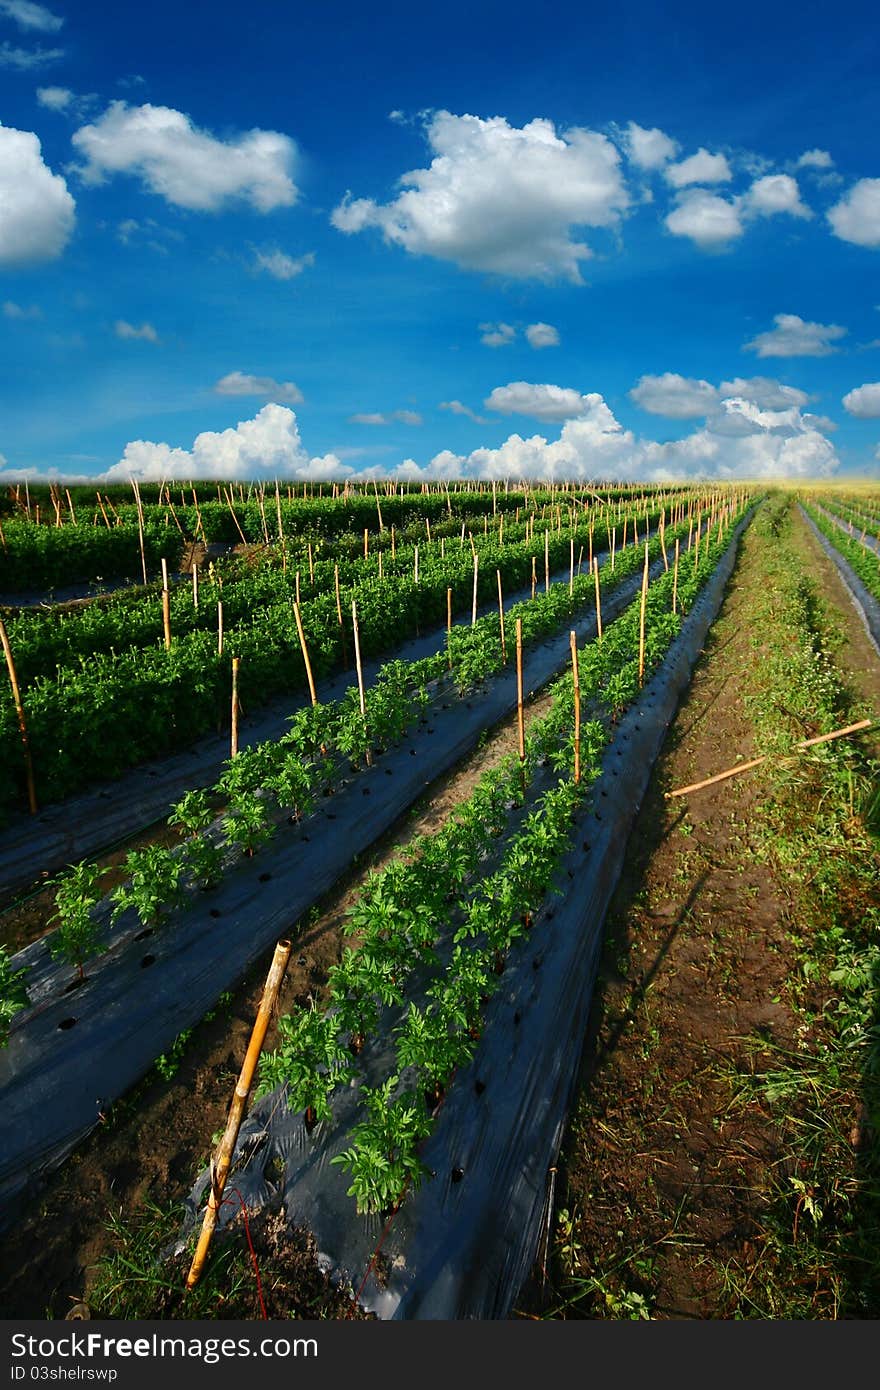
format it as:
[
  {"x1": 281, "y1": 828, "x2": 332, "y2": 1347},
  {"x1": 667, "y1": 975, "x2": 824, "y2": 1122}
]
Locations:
[
  {"x1": 63, "y1": 977, "x2": 84, "y2": 995},
  {"x1": 58, "y1": 1017, "x2": 77, "y2": 1031},
  {"x1": 451, "y1": 1167, "x2": 465, "y2": 1184},
  {"x1": 474, "y1": 1080, "x2": 486, "y2": 1096},
  {"x1": 140, "y1": 954, "x2": 156, "y2": 969},
  {"x1": 209, "y1": 908, "x2": 222, "y2": 919},
  {"x1": 258, "y1": 872, "x2": 271, "y2": 883}
]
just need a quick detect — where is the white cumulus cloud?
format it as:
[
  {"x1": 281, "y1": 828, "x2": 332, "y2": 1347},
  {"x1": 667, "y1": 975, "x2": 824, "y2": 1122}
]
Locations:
[
  {"x1": 630, "y1": 373, "x2": 719, "y2": 418},
  {"x1": 622, "y1": 121, "x2": 678, "y2": 171},
  {"x1": 485, "y1": 381, "x2": 602, "y2": 422},
  {"x1": 72, "y1": 102, "x2": 298, "y2": 213},
  {"x1": 0, "y1": 124, "x2": 75, "y2": 265},
  {"x1": 796, "y1": 149, "x2": 833, "y2": 170},
  {"x1": 252, "y1": 246, "x2": 314, "y2": 280},
  {"x1": 350, "y1": 409, "x2": 423, "y2": 426},
  {"x1": 665, "y1": 148, "x2": 732, "y2": 188},
  {"x1": 745, "y1": 313, "x2": 847, "y2": 358},
  {"x1": 842, "y1": 382, "x2": 880, "y2": 418},
  {"x1": 742, "y1": 174, "x2": 811, "y2": 221},
  {"x1": 331, "y1": 110, "x2": 629, "y2": 282},
  {"x1": 35, "y1": 83, "x2": 71, "y2": 109},
  {"x1": 664, "y1": 188, "x2": 742, "y2": 250},
  {"x1": 214, "y1": 371, "x2": 304, "y2": 405},
  {"x1": 440, "y1": 399, "x2": 488, "y2": 424},
  {"x1": 480, "y1": 321, "x2": 516, "y2": 347},
  {"x1": 525, "y1": 321, "x2": 560, "y2": 348},
  {"x1": 828, "y1": 179, "x2": 880, "y2": 249},
  {"x1": 106, "y1": 404, "x2": 345, "y2": 481},
  {"x1": 718, "y1": 377, "x2": 810, "y2": 409},
  {"x1": 114, "y1": 319, "x2": 159, "y2": 343},
  {"x1": 0, "y1": 1, "x2": 62, "y2": 31}
]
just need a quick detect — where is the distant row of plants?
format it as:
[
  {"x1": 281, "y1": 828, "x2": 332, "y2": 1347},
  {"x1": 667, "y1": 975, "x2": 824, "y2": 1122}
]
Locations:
[
  {"x1": 0, "y1": 501, "x2": 681, "y2": 817},
  {"x1": 803, "y1": 502, "x2": 880, "y2": 606}
]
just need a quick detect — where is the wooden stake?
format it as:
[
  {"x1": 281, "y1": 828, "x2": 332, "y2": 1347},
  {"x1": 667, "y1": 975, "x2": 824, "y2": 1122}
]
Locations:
[
  {"x1": 308, "y1": 542, "x2": 314, "y2": 586},
  {"x1": 515, "y1": 617, "x2": 525, "y2": 765},
  {"x1": 293, "y1": 601, "x2": 317, "y2": 706},
  {"x1": 638, "y1": 543, "x2": 649, "y2": 687},
  {"x1": 447, "y1": 587, "x2": 453, "y2": 670},
  {"x1": 351, "y1": 599, "x2": 370, "y2": 764},
  {"x1": 610, "y1": 525, "x2": 616, "y2": 572},
  {"x1": 672, "y1": 537, "x2": 680, "y2": 614},
  {"x1": 223, "y1": 487, "x2": 248, "y2": 546},
  {"x1": 472, "y1": 552, "x2": 479, "y2": 625},
  {"x1": 132, "y1": 480, "x2": 148, "y2": 585},
  {"x1": 593, "y1": 556, "x2": 602, "y2": 641},
  {"x1": 217, "y1": 600, "x2": 224, "y2": 656},
  {"x1": 65, "y1": 489, "x2": 77, "y2": 526},
  {"x1": 570, "y1": 630, "x2": 581, "y2": 785},
  {"x1": 531, "y1": 555, "x2": 537, "y2": 601},
  {"x1": 230, "y1": 657, "x2": 240, "y2": 756},
  {"x1": 192, "y1": 562, "x2": 199, "y2": 610},
  {"x1": 0, "y1": 617, "x2": 38, "y2": 813},
  {"x1": 186, "y1": 938, "x2": 292, "y2": 1291},
  {"x1": 569, "y1": 537, "x2": 575, "y2": 595},
  {"x1": 363, "y1": 527, "x2": 369, "y2": 560},
  {"x1": 544, "y1": 529, "x2": 550, "y2": 593},
  {"x1": 667, "y1": 719, "x2": 874, "y2": 799},
  {"x1": 496, "y1": 569, "x2": 507, "y2": 663},
  {"x1": 295, "y1": 570, "x2": 301, "y2": 607},
  {"x1": 161, "y1": 564, "x2": 171, "y2": 652}
]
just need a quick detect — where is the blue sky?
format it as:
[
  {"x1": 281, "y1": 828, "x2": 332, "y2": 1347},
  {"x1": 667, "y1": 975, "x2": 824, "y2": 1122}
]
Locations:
[{"x1": 1, "y1": 0, "x2": 879, "y2": 484}]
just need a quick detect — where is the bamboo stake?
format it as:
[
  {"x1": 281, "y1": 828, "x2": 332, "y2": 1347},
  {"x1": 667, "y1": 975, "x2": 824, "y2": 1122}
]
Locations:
[
  {"x1": 666, "y1": 720, "x2": 874, "y2": 799},
  {"x1": 593, "y1": 557, "x2": 602, "y2": 641},
  {"x1": 223, "y1": 487, "x2": 248, "y2": 547},
  {"x1": 217, "y1": 600, "x2": 224, "y2": 656},
  {"x1": 515, "y1": 617, "x2": 525, "y2": 766},
  {"x1": 293, "y1": 601, "x2": 318, "y2": 706},
  {"x1": 186, "y1": 938, "x2": 293, "y2": 1291},
  {"x1": 192, "y1": 562, "x2": 199, "y2": 609},
  {"x1": 672, "y1": 537, "x2": 680, "y2": 614},
  {"x1": 308, "y1": 543, "x2": 314, "y2": 586},
  {"x1": 230, "y1": 657, "x2": 240, "y2": 756},
  {"x1": 610, "y1": 526, "x2": 616, "y2": 572},
  {"x1": 161, "y1": 559, "x2": 171, "y2": 651},
  {"x1": 96, "y1": 494, "x2": 111, "y2": 530},
  {"x1": 569, "y1": 538, "x2": 575, "y2": 595},
  {"x1": 447, "y1": 587, "x2": 453, "y2": 670},
  {"x1": 659, "y1": 518, "x2": 668, "y2": 571},
  {"x1": 472, "y1": 552, "x2": 479, "y2": 625},
  {"x1": 65, "y1": 489, "x2": 77, "y2": 526},
  {"x1": 363, "y1": 527, "x2": 369, "y2": 560},
  {"x1": 544, "y1": 529, "x2": 550, "y2": 593},
  {"x1": 132, "y1": 480, "x2": 147, "y2": 585},
  {"x1": 351, "y1": 599, "x2": 370, "y2": 764},
  {"x1": 192, "y1": 487, "x2": 207, "y2": 545},
  {"x1": 496, "y1": 569, "x2": 507, "y2": 663},
  {"x1": 638, "y1": 543, "x2": 649, "y2": 687},
  {"x1": 570, "y1": 630, "x2": 581, "y2": 785},
  {"x1": 0, "y1": 617, "x2": 37, "y2": 813},
  {"x1": 531, "y1": 555, "x2": 537, "y2": 600}
]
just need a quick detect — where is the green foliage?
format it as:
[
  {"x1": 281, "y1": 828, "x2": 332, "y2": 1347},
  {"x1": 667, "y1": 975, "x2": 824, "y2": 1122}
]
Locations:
[
  {"x1": 0, "y1": 945, "x2": 28, "y2": 1047},
  {"x1": 331, "y1": 1079, "x2": 432, "y2": 1215},
  {"x1": 48, "y1": 858, "x2": 107, "y2": 976},
  {"x1": 110, "y1": 843, "x2": 186, "y2": 927}
]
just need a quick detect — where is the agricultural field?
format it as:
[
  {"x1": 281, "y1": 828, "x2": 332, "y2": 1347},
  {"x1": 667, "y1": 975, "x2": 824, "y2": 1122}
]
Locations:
[{"x1": 0, "y1": 478, "x2": 877, "y2": 1321}]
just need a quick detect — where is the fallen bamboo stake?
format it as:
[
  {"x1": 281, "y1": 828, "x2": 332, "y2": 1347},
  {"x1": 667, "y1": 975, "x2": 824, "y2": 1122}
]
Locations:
[
  {"x1": 666, "y1": 719, "x2": 874, "y2": 799},
  {"x1": 0, "y1": 617, "x2": 38, "y2": 814},
  {"x1": 186, "y1": 938, "x2": 293, "y2": 1291},
  {"x1": 515, "y1": 617, "x2": 525, "y2": 769},
  {"x1": 230, "y1": 656, "x2": 240, "y2": 756},
  {"x1": 570, "y1": 630, "x2": 581, "y2": 785},
  {"x1": 293, "y1": 601, "x2": 318, "y2": 706}
]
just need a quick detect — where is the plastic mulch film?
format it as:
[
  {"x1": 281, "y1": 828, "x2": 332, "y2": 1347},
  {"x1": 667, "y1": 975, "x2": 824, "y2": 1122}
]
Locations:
[
  {"x1": 0, "y1": 551, "x2": 659, "y2": 1227},
  {"x1": 179, "y1": 516, "x2": 751, "y2": 1321},
  {"x1": 0, "y1": 548, "x2": 630, "y2": 903},
  {"x1": 800, "y1": 505, "x2": 880, "y2": 656}
]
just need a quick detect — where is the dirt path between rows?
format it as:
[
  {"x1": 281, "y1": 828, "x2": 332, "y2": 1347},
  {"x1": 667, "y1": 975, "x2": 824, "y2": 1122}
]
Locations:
[{"x1": 514, "y1": 503, "x2": 880, "y2": 1319}]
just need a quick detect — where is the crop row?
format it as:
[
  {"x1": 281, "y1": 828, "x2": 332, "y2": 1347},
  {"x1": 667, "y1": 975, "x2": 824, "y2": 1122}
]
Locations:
[
  {"x1": 0, "y1": 502, "x2": 713, "y2": 817},
  {"x1": 253, "y1": 505, "x2": 748, "y2": 1217},
  {"x1": 803, "y1": 503, "x2": 880, "y2": 604}
]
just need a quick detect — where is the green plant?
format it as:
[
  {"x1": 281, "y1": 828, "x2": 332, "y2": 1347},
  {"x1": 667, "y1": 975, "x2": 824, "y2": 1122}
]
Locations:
[
  {"x1": 257, "y1": 1005, "x2": 350, "y2": 1125},
  {"x1": 110, "y1": 843, "x2": 186, "y2": 927},
  {"x1": 221, "y1": 791, "x2": 275, "y2": 857},
  {"x1": 331, "y1": 1078, "x2": 432, "y2": 1215},
  {"x1": 49, "y1": 859, "x2": 107, "y2": 978},
  {"x1": 0, "y1": 945, "x2": 28, "y2": 1046}
]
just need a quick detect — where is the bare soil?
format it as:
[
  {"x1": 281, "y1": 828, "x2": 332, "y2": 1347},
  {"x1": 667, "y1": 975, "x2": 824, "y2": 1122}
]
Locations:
[{"x1": 514, "y1": 505, "x2": 880, "y2": 1319}]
